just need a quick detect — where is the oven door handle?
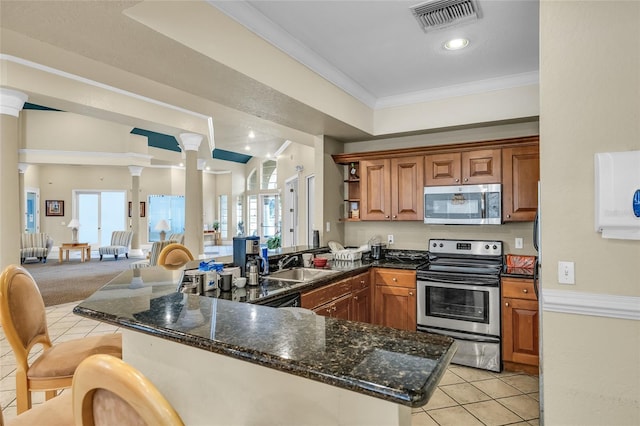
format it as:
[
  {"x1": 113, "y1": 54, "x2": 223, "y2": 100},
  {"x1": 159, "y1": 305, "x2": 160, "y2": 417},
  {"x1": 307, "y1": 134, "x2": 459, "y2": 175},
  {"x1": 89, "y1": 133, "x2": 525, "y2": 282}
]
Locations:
[
  {"x1": 418, "y1": 278, "x2": 499, "y2": 288},
  {"x1": 418, "y1": 327, "x2": 500, "y2": 343}
]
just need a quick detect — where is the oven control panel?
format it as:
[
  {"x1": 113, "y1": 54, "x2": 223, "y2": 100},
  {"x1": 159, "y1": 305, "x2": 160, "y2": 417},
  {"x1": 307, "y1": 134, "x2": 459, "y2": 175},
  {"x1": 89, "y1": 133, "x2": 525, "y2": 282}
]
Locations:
[{"x1": 428, "y1": 239, "x2": 503, "y2": 256}]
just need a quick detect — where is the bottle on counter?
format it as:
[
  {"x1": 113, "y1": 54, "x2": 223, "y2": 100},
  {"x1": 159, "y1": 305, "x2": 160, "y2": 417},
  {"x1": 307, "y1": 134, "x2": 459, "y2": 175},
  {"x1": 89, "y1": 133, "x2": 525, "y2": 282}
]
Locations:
[
  {"x1": 313, "y1": 230, "x2": 320, "y2": 248},
  {"x1": 262, "y1": 247, "x2": 269, "y2": 275}
]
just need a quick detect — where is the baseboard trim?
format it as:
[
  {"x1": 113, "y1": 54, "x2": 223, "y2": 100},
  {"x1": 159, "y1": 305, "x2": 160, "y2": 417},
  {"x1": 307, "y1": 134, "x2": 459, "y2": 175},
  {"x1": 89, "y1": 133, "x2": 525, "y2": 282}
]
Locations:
[{"x1": 542, "y1": 289, "x2": 640, "y2": 321}]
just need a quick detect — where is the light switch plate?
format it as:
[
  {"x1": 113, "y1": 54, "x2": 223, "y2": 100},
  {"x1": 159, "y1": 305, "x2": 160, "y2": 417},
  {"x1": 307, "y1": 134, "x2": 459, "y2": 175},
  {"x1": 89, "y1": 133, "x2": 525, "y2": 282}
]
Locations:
[
  {"x1": 515, "y1": 238, "x2": 523, "y2": 249},
  {"x1": 558, "y1": 261, "x2": 575, "y2": 284}
]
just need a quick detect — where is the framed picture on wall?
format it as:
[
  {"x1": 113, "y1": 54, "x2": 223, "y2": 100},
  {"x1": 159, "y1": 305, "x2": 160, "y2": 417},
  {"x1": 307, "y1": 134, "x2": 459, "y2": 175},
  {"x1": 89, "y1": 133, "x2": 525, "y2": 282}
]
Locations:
[
  {"x1": 45, "y1": 200, "x2": 64, "y2": 216},
  {"x1": 128, "y1": 201, "x2": 146, "y2": 217}
]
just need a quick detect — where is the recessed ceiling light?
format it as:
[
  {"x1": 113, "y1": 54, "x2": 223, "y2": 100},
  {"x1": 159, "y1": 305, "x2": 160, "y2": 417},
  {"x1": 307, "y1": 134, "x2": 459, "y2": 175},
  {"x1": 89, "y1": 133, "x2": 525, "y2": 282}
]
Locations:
[
  {"x1": 248, "y1": 131, "x2": 255, "y2": 139},
  {"x1": 444, "y1": 38, "x2": 469, "y2": 51}
]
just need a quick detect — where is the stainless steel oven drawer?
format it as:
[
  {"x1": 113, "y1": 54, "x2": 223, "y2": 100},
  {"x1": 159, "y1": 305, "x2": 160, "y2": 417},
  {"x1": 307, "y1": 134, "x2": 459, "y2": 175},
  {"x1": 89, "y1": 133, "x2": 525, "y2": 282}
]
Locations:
[{"x1": 419, "y1": 327, "x2": 501, "y2": 372}]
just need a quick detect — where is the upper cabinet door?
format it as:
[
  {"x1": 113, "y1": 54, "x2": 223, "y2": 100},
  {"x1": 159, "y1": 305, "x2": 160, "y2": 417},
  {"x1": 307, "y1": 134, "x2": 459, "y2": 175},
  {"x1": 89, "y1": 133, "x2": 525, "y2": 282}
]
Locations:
[
  {"x1": 502, "y1": 145, "x2": 540, "y2": 222},
  {"x1": 462, "y1": 149, "x2": 502, "y2": 184},
  {"x1": 391, "y1": 158, "x2": 424, "y2": 220},
  {"x1": 425, "y1": 152, "x2": 461, "y2": 185},
  {"x1": 361, "y1": 159, "x2": 391, "y2": 220}
]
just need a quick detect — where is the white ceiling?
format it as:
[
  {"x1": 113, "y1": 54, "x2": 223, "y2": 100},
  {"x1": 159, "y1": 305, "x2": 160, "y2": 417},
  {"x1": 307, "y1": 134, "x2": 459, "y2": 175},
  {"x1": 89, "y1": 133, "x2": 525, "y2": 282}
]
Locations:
[
  {"x1": 214, "y1": 0, "x2": 539, "y2": 108},
  {"x1": 0, "y1": 0, "x2": 539, "y2": 162}
]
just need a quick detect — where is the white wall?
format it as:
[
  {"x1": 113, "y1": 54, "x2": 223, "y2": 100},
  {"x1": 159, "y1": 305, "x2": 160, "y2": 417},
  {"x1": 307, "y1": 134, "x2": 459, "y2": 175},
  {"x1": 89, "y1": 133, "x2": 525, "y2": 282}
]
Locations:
[{"x1": 540, "y1": 2, "x2": 640, "y2": 424}]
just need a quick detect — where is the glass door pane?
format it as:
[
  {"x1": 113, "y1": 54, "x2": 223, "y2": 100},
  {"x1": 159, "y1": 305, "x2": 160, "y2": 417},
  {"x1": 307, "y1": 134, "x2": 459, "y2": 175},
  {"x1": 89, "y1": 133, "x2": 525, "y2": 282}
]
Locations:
[
  {"x1": 79, "y1": 193, "x2": 99, "y2": 245},
  {"x1": 26, "y1": 191, "x2": 38, "y2": 233},
  {"x1": 100, "y1": 192, "x2": 126, "y2": 245},
  {"x1": 248, "y1": 195, "x2": 258, "y2": 237},
  {"x1": 261, "y1": 194, "x2": 280, "y2": 240}
]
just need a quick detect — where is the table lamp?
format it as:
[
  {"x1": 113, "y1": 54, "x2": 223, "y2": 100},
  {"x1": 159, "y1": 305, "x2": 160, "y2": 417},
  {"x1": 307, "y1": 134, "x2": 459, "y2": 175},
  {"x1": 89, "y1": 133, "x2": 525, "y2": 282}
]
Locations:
[
  {"x1": 68, "y1": 219, "x2": 80, "y2": 243},
  {"x1": 155, "y1": 219, "x2": 171, "y2": 241}
]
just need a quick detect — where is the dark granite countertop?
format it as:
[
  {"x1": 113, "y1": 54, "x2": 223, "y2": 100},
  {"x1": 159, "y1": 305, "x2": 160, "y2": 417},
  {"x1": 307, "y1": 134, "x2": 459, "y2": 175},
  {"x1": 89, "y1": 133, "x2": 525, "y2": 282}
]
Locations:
[{"x1": 73, "y1": 262, "x2": 456, "y2": 407}]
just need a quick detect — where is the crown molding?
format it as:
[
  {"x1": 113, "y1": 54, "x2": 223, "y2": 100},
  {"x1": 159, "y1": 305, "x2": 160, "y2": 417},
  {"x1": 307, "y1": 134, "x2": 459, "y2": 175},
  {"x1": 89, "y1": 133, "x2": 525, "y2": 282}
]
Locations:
[{"x1": 209, "y1": 2, "x2": 539, "y2": 112}]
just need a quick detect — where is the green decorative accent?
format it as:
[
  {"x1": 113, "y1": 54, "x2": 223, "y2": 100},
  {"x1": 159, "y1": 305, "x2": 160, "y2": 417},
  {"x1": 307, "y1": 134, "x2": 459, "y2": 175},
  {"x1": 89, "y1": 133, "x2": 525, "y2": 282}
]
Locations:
[
  {"x1": 131, "y1": 128, "x2": 180, "y2": 152},
  {"x1": 23, "y1": 102, "x2": 62, "y2": 111},
  {"x1": 213, "y1": 148, "x2": 252, "y2": 164}
]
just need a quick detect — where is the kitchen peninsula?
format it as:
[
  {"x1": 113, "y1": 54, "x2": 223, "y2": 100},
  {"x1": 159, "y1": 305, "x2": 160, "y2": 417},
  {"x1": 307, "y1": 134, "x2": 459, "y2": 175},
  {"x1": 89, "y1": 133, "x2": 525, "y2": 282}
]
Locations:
[{"x1": 74, "y1": 265, "x2": 456, "y2": 426}]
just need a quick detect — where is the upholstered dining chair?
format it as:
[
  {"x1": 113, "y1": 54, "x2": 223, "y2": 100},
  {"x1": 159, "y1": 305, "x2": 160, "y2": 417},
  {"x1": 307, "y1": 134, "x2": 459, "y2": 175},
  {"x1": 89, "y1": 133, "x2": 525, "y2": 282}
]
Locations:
[
  {"x1": 157, "y1": 243, "x2": 194, "y2": 269},
  {"x1": 0, "y1": 265, "x2": 122, "y2": 414},
  {"x1": 73, "y1": 354, "x2": 184, "y2": 426}
]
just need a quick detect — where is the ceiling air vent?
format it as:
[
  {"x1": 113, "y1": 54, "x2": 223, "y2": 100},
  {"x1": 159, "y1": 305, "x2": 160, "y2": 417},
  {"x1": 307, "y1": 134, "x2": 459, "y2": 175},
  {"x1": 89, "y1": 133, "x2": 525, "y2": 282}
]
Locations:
[{"x1": 410, "y1": 0, "x2": 479, "y2": 32}]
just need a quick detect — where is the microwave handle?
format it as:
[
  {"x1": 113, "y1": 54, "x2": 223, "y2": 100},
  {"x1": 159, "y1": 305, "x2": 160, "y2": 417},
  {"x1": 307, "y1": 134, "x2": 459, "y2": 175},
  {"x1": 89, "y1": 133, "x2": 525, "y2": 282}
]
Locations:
[{"x1": 481, "y1": 192, "x2": 487, "y2": 218}]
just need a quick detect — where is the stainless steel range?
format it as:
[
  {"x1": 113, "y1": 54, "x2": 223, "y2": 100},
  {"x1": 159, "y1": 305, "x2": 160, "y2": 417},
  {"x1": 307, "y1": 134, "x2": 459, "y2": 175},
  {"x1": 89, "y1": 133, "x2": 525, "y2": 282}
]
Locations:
[{"x1": 417, "y1": 239, "x2": 503, "y2": 372}]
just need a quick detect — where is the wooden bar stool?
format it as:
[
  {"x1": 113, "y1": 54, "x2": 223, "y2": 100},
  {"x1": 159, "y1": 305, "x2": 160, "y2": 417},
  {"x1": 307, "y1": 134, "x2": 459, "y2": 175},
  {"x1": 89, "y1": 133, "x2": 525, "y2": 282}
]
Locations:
[{"x1": 0, "y1": 265, "x2": 122, "y2": 414}]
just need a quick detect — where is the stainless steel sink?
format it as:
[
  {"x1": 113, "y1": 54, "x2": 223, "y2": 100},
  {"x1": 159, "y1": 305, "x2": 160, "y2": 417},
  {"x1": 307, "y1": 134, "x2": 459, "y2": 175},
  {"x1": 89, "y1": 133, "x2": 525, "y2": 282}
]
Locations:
[{"x1": 267, "y1": 267, "x2": 340, "y2": 282}]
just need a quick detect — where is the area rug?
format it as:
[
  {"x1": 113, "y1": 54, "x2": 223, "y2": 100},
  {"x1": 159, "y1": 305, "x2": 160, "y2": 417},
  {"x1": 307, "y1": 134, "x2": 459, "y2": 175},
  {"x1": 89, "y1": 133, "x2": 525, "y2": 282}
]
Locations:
[{"x1": 22, "y1": 257, "x2": 138, "y2": 307}]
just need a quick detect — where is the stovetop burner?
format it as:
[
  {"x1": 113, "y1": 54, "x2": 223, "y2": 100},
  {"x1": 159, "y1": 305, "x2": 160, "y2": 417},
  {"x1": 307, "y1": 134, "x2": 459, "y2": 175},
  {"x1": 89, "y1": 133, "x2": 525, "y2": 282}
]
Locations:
[{"x1": 419, "y1": 239, "x2": 504, "y2": 277}]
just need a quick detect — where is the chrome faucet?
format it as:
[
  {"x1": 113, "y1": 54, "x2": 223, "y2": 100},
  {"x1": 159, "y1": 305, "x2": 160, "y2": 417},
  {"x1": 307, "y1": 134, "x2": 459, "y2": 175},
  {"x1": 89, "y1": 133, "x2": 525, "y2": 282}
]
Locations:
[{"x1": 277, "y1": 255, "x2": 297, "y2": 271}]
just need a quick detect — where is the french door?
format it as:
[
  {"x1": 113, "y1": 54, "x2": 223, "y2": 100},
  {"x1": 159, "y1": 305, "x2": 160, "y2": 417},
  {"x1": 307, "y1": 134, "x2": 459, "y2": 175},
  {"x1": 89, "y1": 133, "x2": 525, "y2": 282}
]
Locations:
[
  {"x1": 74, "y1": 191, "x2": 126, "y2": 246},
  {"x1": 25, "y1": 188, "x2": 39, "y2": 233}
]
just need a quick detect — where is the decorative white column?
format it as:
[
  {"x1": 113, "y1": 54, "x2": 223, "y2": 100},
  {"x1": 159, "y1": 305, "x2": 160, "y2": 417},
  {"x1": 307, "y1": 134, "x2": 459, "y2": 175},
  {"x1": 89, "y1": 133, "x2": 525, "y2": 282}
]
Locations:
[
  {"x1": 197, "y1": 158, "x2": 206, "y2": 255},
  {"x1": 179, "y1": 133, "x2": 204, "y2": 258},
  {"x1": 129, "y1": 166, "x2": 145, "y2": 258},
  {"x1": 0, "y1": 88, "x2": 28, "y2": 269},
  {"x1": 18, "y1": 163, "x2": 29, "y2": 233}
]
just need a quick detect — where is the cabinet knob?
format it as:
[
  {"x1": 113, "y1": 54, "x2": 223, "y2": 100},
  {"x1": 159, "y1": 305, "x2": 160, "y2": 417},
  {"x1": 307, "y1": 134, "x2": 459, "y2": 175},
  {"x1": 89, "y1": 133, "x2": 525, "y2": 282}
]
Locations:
[
  {"x1": 354, "y1": 296, "x2": 359, "y2": 301},
  {"x1": 464, "y1": 178, "x2": 468, "y2": 182},
  {"x1": 409, "y1": 291, "x2": 414, "y2": 296},
  {"x1": 326, "y1": 308, "x2": 332, "y2": 313},
  {"x1": 392, "y1": 277, "x2": 398, "y2": 282},
  {"x1": 332, "y1": 305, "x2": 337, "y2": 312},
  {"x1": 455, "y1": 178, "x2": 460, "y2": 183},
  {"x1": 360, "y1": 280, "x2": 365, "y2": 284},
  {"x1": 385, "y1": 215, "x2": 390, "y2": 219},
  {"x1": 392, "y1": 215, "x2": 397, "y2": 219},
  {"x1": 523, "y1": 289, "x2": 528, "y2": 293},
  {"x1": 506, "y1": 214, "x2": 511, "y2": 218},
  {"x1": 505, "y1": 302, "x2": 510, "y2": 307}
]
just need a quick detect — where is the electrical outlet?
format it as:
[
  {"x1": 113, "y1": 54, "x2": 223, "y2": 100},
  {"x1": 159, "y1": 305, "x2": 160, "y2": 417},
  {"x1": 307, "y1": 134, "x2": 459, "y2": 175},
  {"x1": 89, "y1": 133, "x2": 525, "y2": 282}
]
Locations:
[
  {"x1": 325, "y1": 221, "x2": 330, "y2": 232},
  {"x1": 558, "y1": 261, "x2": 575, "y2": 284},
  {"x1": 387, "y1": 234, "x2": 394, "y2": 244},
  {"x1": 515, "y1": 237, "x2": 523, "y2": 249}
]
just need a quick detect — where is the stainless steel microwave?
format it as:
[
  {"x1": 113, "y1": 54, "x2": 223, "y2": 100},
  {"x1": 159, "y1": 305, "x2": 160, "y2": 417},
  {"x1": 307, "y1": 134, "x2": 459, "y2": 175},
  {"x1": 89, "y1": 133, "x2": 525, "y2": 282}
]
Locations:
[{"x1": 424, "y1": 184, "x2": 502, "y2": 225}]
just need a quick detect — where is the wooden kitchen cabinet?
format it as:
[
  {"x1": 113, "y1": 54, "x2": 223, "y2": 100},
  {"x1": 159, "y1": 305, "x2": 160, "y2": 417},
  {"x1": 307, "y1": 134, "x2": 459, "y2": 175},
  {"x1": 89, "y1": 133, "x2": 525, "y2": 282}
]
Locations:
[
  {"x1": 351, "y1": 272, "x2": 371, "y2": 323},
  {"x1": 425, "y1": 149, "x2": 501, "y2": 186},
  {"x1": 502, "y1": 144, "x2": 540, "y2": 222},
  {"x1": 502, "y1": 277, "x2": 539, "y2": 374},
  {"x1": 360, "y1": 158, "x2": 423, "y2": 221},
  {"x1": 301, "y1": 272, "x2": 371, "y2": 322},
  {"x1": 372, "y1": 268, "x2": 416, "y2": 331}
]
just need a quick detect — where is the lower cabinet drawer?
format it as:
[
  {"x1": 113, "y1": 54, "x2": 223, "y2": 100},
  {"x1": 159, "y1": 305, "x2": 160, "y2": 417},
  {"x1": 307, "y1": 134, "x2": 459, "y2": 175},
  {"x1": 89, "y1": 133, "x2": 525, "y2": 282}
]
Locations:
[
  {"x1": 373, "y1": 268, "x2": 416, "y2": 288},
  {"x1": 502, "y1": 277, "x2": 536, "y2": 300},
  {"x1": 301, "y1": 278, "x2": 352, "y2": 309}
]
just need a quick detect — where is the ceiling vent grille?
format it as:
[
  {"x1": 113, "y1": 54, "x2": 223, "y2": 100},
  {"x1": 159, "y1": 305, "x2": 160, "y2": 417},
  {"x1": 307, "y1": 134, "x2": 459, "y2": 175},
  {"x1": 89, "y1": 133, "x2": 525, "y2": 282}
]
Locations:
[{"x1": 411, "y1": 0, "x2": 479, "y2": 32}]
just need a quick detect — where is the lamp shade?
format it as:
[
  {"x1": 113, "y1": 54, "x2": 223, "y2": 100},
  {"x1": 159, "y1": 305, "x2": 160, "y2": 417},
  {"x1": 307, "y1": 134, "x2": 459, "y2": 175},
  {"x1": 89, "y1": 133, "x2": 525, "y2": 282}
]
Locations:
[
  {"x1": 155, "y1": 219, "x2": 171, "y2": 232},
  {"x1": 67, "y1": 219, "x2": 80, "y2": 229}
]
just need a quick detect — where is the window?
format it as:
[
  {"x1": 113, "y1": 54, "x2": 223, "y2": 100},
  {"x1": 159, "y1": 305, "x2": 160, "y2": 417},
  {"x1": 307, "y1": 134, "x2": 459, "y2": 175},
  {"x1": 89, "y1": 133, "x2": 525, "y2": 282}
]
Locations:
[
  {"x1": 248, "y1": 195, "x2": 258, "y2": 237},
  {"x1": 247, "y1": 169, "x2": 258, "y2": 191},
  {"x1": 236, "y1": 196, "x2": 244, "y2": 236},
  {"x1": 261, "y1": 194, "x2": 280, "y2": 239},
  {"x1": 148, "y1": 195, "x2": 185, "y2": 241},
  {"x1": 261, "y1": 160, "x2": 277, "y2": 189},
  {"x1": 219, "y1": 195, "x2": 228, "y2": 239}
]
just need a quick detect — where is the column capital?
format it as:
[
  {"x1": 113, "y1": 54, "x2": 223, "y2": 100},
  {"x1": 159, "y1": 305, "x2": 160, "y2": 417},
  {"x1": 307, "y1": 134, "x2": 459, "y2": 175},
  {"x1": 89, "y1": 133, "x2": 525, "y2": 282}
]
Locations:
[
  {"x1": 128, "y1": 166, "x2": 144, "y2": 177},
  {"x1": 18, "y1": 163, "x2": 29, "y2": 174},
  {"x1": 0, "y1": 88, "x2": 28, "y2": 117},
  {"x1": 179, "y1": 133, "x2": 203, "y2": 152}
]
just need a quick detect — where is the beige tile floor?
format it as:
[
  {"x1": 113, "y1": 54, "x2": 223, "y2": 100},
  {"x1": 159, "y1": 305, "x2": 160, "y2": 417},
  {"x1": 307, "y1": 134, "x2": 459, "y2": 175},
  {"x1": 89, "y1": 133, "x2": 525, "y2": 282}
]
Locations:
[{"x1": 1, "y1": 301, "x2": 540, "y2": 425}]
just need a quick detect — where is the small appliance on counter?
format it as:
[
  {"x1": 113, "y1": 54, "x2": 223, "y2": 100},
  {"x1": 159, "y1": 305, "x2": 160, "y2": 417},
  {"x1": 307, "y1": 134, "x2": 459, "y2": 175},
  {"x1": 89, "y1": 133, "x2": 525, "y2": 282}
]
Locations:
[
  {"x1": 233, "y1": 236, "x2": 260, "y2": 277},
  {"x1": 370, "y1": 243, "x2": 386, "y2": 260}
]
